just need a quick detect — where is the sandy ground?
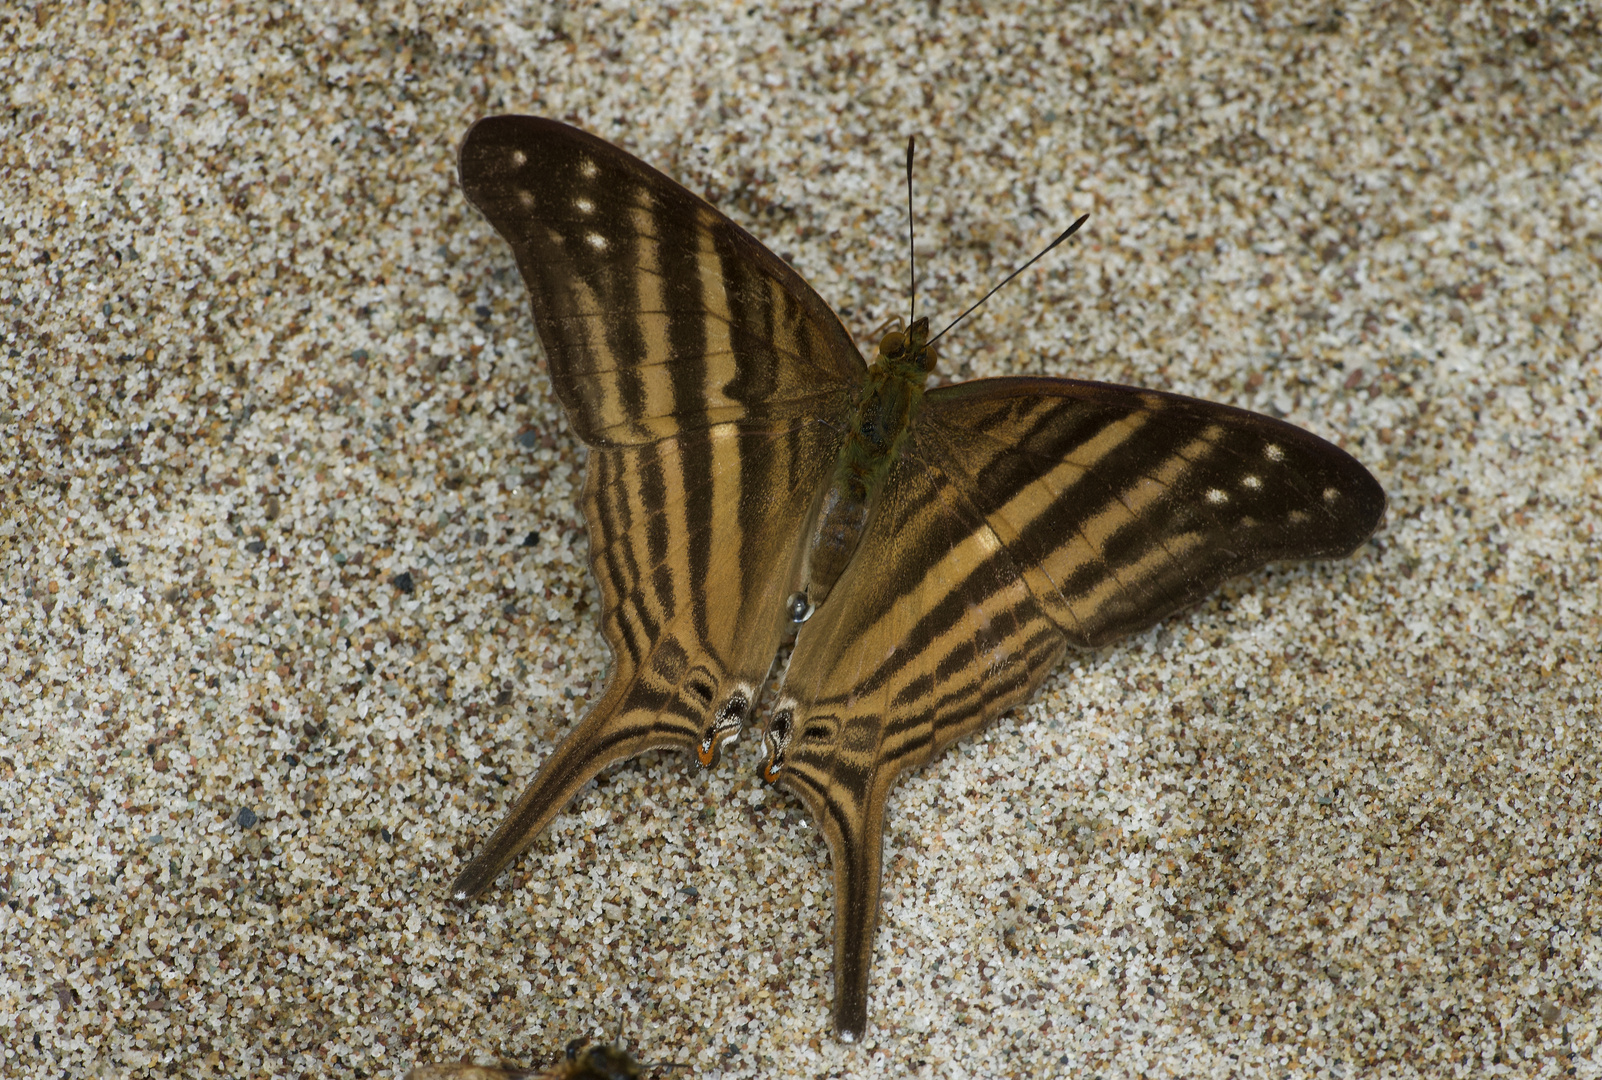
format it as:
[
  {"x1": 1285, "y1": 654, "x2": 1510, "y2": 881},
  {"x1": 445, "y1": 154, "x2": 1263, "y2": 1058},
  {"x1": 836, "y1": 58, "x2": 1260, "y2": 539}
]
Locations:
[{"x1": 3, "y1": 2, "x2": 1599, "y2": 1077}]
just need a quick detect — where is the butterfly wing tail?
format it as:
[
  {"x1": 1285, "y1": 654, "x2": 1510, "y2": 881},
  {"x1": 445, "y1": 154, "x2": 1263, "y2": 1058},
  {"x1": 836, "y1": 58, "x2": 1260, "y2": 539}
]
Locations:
[
  {"x1": 824, "y1": 799, "x2": 884, "y2": 1043},
  {"x1": 775, "y1": 755, "x2": 889, "y2": 1041},
  {"x1": 450, "y1": 680, "x2": 690, "y2": 901}
]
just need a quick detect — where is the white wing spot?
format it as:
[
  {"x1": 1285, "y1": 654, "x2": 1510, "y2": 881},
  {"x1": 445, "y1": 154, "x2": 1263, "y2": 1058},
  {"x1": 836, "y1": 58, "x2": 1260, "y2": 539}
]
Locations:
[
  {"x1": 585, "y1": 232, "x2": 609, "y2": 251},
  {"x1": 516, "y1": 189, "x2": 534, "y2": 208},
  {"x1": 509, "y1": 149, "x2": 527, "y2": 168},
  {"x1": 1288, "y1": 509, "x2": 1310, "y2": 524},
  {"x1": 1205, "y1": 488, "x2": 1229, "y2": 505},
  {"x1": 1323, "y1": 487, "x2": 1340, "y2": 503},
  {"x1": 579, "y1": 157, "x2": 599, "y2": 180},
  {"x1": 1242, "y1": 475, "x2": 1262, "y2": 490},
  {"x1": 1264, "y1": 443, "x2": 1286, "y2": 462},
  {"x1": 574, "y1": 197, "x2": 595, "y2": 214}
]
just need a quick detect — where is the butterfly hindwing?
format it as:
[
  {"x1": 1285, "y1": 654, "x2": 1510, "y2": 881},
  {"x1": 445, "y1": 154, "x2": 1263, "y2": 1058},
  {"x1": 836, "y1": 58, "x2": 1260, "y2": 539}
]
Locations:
[
  {"x1": 459, "y1": 116, "x2": 864, "y2": 444},
  {"x1": 770, "y1": 379, "x2": 1385, "y2": 1036},
  {"x1": 451, "y1": 119, "x2": 860, "y2": 899},
  {"x1": 769, "y1": 455, "x2": 1066, "y2": 1038},
  {"x1": 452, "y1": 421, "x2": 843, "y2": 899}
]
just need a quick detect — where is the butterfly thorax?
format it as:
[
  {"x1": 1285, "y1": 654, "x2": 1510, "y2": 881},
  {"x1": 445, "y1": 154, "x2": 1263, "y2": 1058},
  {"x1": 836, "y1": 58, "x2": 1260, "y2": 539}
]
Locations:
[{"x1": 794, "y1": 319, "x2": 936, "y2": 616}]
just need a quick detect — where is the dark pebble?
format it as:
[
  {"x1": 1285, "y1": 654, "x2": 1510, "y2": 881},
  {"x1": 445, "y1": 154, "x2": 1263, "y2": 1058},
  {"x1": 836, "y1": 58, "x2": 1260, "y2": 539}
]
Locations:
[
  {"x1": 236, "y1": 807, "x2": 258, "y2": 828},
  {"x1": 392, "y1": 571, "x2": 415, "y2": 594},
  {"x1": 521, "y1": 531, "x2": 540, "y2": 548}
]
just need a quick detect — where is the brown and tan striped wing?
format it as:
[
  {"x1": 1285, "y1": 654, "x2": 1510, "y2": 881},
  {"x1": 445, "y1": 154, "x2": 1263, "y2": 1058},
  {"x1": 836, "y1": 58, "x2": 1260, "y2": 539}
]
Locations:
[
  {"x1": 769, "y1": 377, "x2": 1385, "y2": 1037},
  {"x1": 917, "y1": 377, "x2": 1386, "y2": 645},
  {"x1": 451, "y1": 414, "x2": 848, "y2": 900},
  {"x1": 452, "y1": 115, "x2": 864, "y2": 899},
  {"x1": 768, "y1": 454, "x2": 1063, "y2": 1039},
  {"x1": 459, "y1": 116, "x2": 864, "y2": 445}
]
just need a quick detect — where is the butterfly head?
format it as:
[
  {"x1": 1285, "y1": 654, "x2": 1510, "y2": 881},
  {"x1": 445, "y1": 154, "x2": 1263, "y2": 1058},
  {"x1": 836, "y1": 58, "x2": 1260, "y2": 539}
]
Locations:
[{"x1": 875, "y1": 316, "x2": 937, "y2": 376}]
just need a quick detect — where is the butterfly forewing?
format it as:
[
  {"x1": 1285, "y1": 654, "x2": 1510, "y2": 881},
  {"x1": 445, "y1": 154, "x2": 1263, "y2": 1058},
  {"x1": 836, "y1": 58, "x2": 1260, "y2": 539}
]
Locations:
[
  {"x1": 459, "y1": 116, "x2": 864, "y2": 445},
  {"x1": 917, "y1": 378, "x2": 1387, "y2": 646}
]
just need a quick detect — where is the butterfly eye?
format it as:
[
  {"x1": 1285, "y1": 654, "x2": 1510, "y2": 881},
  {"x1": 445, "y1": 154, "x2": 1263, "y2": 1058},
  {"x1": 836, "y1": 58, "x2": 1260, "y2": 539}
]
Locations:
[
  {"x1": 877, "y1": 329, "x2": 906, "y2": 357},
  {"x1": 786, "y1": 591, "x2": 813, "y2": 624}
]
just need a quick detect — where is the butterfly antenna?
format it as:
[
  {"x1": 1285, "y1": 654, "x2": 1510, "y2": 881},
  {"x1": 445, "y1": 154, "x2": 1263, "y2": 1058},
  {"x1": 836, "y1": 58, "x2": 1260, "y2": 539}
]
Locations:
[
  {"x1": 928, "y1": 212, "x2": 1090, "y2": 346},
  {"x1": 905, "y1": 134, "x2": 917, "y2": 327}
]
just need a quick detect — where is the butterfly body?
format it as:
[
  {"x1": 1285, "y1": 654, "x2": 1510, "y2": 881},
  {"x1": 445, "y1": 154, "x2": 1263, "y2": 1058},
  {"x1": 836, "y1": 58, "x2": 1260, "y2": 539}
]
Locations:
[
  {"x1": 450, "y1": 116, "x2": 1386, "y2": 1040},
  {"x1": 800, "y1": 319, "x2": 936, "y2": 615}
]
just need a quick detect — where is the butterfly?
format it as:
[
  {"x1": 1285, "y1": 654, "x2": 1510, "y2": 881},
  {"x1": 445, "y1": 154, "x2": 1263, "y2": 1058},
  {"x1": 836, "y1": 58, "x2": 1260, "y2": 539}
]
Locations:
[
  {"x1": 405, "y1": 1039, "x2": 654, "y2": 1080},
  {"x1": 448, "y1": 115, "x2": 1386, "y2": 1040}
]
